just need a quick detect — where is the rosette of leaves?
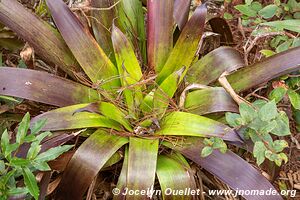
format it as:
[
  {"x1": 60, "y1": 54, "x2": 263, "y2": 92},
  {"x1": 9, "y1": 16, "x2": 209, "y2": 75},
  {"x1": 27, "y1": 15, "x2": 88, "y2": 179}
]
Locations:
[{"x1": 1, "y1": 0, "x2": 300, "y2": 199}]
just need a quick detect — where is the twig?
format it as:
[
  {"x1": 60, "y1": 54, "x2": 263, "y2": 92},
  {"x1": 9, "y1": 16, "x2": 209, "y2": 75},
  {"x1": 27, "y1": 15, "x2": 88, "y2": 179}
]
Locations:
[{"x1": 218, "y1": 71, "x2": 250, "y2": 106}]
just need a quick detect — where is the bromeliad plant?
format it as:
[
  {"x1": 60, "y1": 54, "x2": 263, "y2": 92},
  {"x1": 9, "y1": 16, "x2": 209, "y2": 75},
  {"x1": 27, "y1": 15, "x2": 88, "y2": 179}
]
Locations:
[{"x1": 0, "y1": 0, "x2": 300, "y2": 199}]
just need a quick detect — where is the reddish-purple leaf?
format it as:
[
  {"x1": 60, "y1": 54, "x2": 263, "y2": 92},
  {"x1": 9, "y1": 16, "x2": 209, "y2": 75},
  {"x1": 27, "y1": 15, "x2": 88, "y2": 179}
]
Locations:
[
  {"x1": 46, "y1": 0, "x2": 119, "y2": 89},
  {"x1": 186, "y1": 46, "x2": 244, "y2": 85},
  {"x1": 147, "y1": 0, "x2": 174, "y2": 72},
  {"x1": 173, "y1": 0, "x2": 191, "y2": 30},
  {"x1": 0, "y1": 67, "x2": 99, "y2": 107},
  {"x1": 0, "y1": 0, "x2": 82, "y2": 79},
  {"x1": 164, "y1": 138, "x2": 283, "y2": 200},
  {"x1": 55, "y1": 129, "x2": 128, "y2": 199},
  {"x1": 228, "y1": 46, "x2": 300, "y2": 92}
]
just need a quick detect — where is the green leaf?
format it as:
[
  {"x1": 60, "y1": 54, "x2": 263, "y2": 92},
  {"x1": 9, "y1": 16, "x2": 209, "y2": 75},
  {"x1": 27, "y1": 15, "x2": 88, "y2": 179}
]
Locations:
[
  {"x1": 0, "y1": 160, "x2": 5, "y2": 173},
  {"x1": 127, "y1": 138, "x2": 159, "y2": 198},
  {"x1": 33, "y1": 162, "x2": 51, "y2": 171},
  {"x1": 235, "y1": 5, "x2": 257, "y2": 17},
  {"x1": 46, "y1": 0, "x2": 119, "y2": 89},
  {"x1": 271, "y1": 111, "x2": 291, "y2": 136},
  {"x1": 201, "y1": 146, "x2": 213, "y2": 157},
  {"x1": 10, "y1": 158, "x2": 30, "y2": 166},
  {"x1": 226, "y1": 113, "x2": 242, "y2": 127},
  {"x1": 56, "y1": 129, "x2": 128, "y2": 199},
  {"x1": 7, "y1": 187, "x2": 28, "y2": 196},
  {"x1": 16, "y1": 112, "x2": 30, "y2": 144},
  {"x1": 154, "y1": 67, "x2": 184, "y2": 117},
  {"x1": 0, "y1": 0, "x2": 82, "y2": 78},
  {"x1": 239, "y1": 103, "x2": 257, "y2": 123},
  {"x1": 287, "y1": 90, "x2": 300, "y2": 109},
  {"x1": 258, "y1": 5, "x2": 279, "y2": 19},
  {"x1": 262, "y1": 20, "x2": 300, "y2": 33},
  {"x1": 1, "y1": 129, "x2": 9, "y2": 157},
  {"x1": 258, "y1": 100, "x2": 278, "y2": 121},
  {"x1": 260, "y1": 49, "x2": 276, "y2": 57},
  {"x1": 116, "y1": 0, "x2": 146, "y2": 62},
  {"x1": 22, "y1": 167, "x2": 39, "y2": 200},
  {"x1": 212, "y1": 137, "x2": 227, "y2": 153},
  {"x1": 111, "y1": 24, "x2": 143, "y2": 116},
  {"x1": 253, "y1": 141, "x2": 267, "y2": 166},
  {"x1": 31, "y1": 104, "x2": 122, "y2": 131},
  {"x1": 272, "y1": 140, "x2": 288, "y2": 153},
  {"x1": 34, "y1": 145, "x2": 73, "y2": 163},
  {"x1": 156, "y1": 154, "x2": 195, "y2": 200},
  {"x1": 157, "y1": 5, "x2": 206, "y2": 83},
  {"x1": 224, "y1": 12, "x2": 233, "y2": 20},
  {"x1": 30, "y1": 119, "x2": 47, "y2": 135},
  {"x1": 157, "y1": 112, "x2": 242, "y2": 142},
  {"x1": 251, "y1": 2, "x2": 263, "y2": 12},
  {"x1": 268, "y1": 87, "x2": 287, "y2": 103}
]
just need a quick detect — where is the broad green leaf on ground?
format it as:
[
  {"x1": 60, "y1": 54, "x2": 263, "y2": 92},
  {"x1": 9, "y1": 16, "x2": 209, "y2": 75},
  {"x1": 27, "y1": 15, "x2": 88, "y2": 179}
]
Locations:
[
  {"x1": 287, "y1": 90, "x2": 300, "y2": 109},
  {"x1": 235, "y1": 5, "x2": 257, "y2": 17},
  {"x1": 258, "y1": 5, "x2": 278, "y2": 19},
  {"x1": 262, "y1": 20, "x2": 300, "y2": 33},
  {"x1": 268, "y1": 87, "x2": 287, "y2": 103}
]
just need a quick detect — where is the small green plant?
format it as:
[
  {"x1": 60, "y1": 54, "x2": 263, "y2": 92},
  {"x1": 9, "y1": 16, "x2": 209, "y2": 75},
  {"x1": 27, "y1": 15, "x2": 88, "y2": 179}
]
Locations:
[
  {"x1": 226, "y1": 100, "x2": 290, "y2": 166},
  {"x1": 201, "y1": 137, "x2": 228, "y2": 157},
  {"x1": 0, "y1": 113, "x2": 73, "y2": 200}
]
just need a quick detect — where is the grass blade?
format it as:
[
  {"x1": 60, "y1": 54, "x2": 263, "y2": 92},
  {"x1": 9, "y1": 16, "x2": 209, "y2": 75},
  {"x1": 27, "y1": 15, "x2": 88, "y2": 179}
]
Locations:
[
  {"x1": 184, "y1": 87, "x2": 238, "y2": 115},
  {"x1": 164, "y1": 137, "x2": 283, "y2": 200},
  {"x1": 0, "y1": 0, "x2": 82, "y2": 79},
  {"x1": 156, "y1": 112, "x2": 242, "y2": 142},
  {"x1": 157, "y1": 4, "x2": 207, "y2": 84},
  {"x1": 173, "y1": 0, "x2": 191, "y2": 30},
  {"x1": 147, "y1": 0, "x2": 173, "y2": 72},
  {"x1": 127, "y1": 137, "x2": 158, "y2": 199},
  {"x1": 156, "y1": 154, "x2": 196, "y2": 200},
  {"x1": 0, "y1": 67, "x2": 99, "y2": 107},
  {"x1": 56, "y1": 129, "x2": 128, "y2": 199},
  {"x1": 227, "y1": 46, "x2": 300, "y2": 92},
  {"x1": 186, "y1": 46, "x2": 244, "y2": 85},
  {"x1": 46, "y1": 0, "x2": 119, "y2": 89},
  {"x1": 31, "y1": 104, "x2": 122, "y2": 131}
]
